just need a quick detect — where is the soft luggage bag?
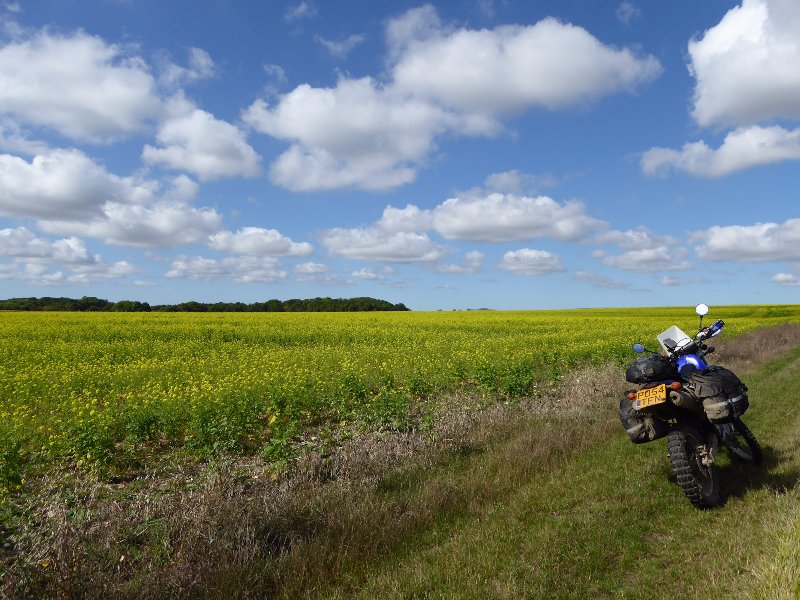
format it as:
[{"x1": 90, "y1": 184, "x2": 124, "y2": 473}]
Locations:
[
  {"x1": 625, "y1": 354, "x2": 677, "y2": 384},
  {"x1": 687, "y1": 366, "x2": 749, "y2": 423},
  {"x1": 619, "y1": 397, "x2": 669, "y2": 443}
]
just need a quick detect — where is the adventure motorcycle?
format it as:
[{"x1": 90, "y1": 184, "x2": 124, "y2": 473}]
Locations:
[{"x1": 619, "y1": 304, "x2": 762, "y2": 508}]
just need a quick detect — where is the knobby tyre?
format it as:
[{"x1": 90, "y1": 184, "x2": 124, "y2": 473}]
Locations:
[{"x1": 667, "y1": 426, "x2": 720, "y2": 509}]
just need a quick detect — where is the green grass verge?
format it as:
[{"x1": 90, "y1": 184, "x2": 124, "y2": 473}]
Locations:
[{"x1": 315, "y1": 348, "x2": 800, "y2": 599}]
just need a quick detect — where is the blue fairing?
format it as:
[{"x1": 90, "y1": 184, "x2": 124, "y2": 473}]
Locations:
[{"x1": 677, "y1": 354, "x2": 707, "y2": 376}]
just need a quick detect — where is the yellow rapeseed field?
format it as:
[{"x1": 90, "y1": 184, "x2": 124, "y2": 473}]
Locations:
[{"x1": 1, "y1": 305, "x2": 799, "y2": 493}]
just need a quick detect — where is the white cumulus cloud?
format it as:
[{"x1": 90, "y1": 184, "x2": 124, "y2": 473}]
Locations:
[
  {"x1": 166, "y1": 255, "x2": 287, "y2": 283},
  {"x1": 497, "y1": 248, "x2": 565, "y2": 275},
  {"x1": 0, "y1": 226, "x2": 137, "y2": 283},
  {"x1": 351, "y1": 267, "x2": 384, "y2": 281},
  {"x1": 431, "y1": 193, "x2": 602, "y2": 242},
  {"x1": 600, "y1": 246, "x2": 692, "y2": 272},
  {"x1": 0, "y1": 149, "x2": 157, "y2": 220},
  {"x1": 41, "y1": 201, "x2": 222, "y2": 248},
  {"x1": 159, "y1": 47, "x2": 215, "y2": 88},
  {"x1": 143, "y1": 102, "x2": 261, "y2": 181},
  {"x1": 595, "y1": 226, "x2": 692, "y2": 272},
  {"x1": 377, "y1": 204, "x2": 433, "y2": 232},
  {"x1": 294, "y1": 262, "x2": 329, "y2": 274},
  {"x1": 437, "y1": 250, "x2": 484, "y2": 274},
  {"x1": 0, "y1": 117, "x2": 51, "y2": 155},
  {"x1": 390, "y1": 13, "x2": 661, "y2": 115},
  {"x1": 595, "y1": 226, "x2": 677, "y2": 250},
  {"x1": 245, "y1": 6, "x2": 660, "y2": 192},
  {"x1": 66, "y1": 260, "x2": 136, "y2": 284},
  {"x1": 322, "y1": 191, "x2": 601, "y2": 268},
  {"x1": 320, "y1": 227, "x2": 445, "y2": 263},
  {"x1": 294, "y1": 262, "x2": 341, "y2": 284},
  {"x1": 0, "y1": 29, "x2": 162, "y2": 141},
  {"x1": 243, "y1": 78, "x2": 457, "y2": 191},
  {"x1": 641, "y1": 125, "x2": 800, "y2": 177},
  {"x1": 641, "y1": 1, "x2": 800, "y2": 180},
  {"x1": 0, "y1": 262, "x2": 64, "y2": 285},
  {"x1": 694, "y1": 218, "x2": 800, "y2": 262},
  {"x1": 0, "y1": 147, "x2": 226, "y2": 248},
  {"x1": 689, "y1": 0, "x2": 800, "y2": 127},
  {"x1": 772, "y1": 272, "x2": 800, "y2": 287},
  {"x1": 208, "y1": 227, "x2": 313, "y2": 257},
  {"x1": 0, "y1": 227, "x2": 91, "y2": 263}
]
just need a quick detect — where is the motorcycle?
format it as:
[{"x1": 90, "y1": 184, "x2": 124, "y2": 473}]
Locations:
[{"x1": 619, "y1": 304, "x2": 762, "y2": 508}]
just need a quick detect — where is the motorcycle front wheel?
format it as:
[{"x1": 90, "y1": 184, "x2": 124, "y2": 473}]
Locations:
[
  {"x1": 667, "y1": 425, "x2": 720, "y2": 509},
  {"x1": 719, "y1": 419, "x2": 763, "y2": 465}
]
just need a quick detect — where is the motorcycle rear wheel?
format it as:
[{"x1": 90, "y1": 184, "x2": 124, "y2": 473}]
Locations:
[{"x1": 667, "y1": 426, "x2": 720, "y2": 509}]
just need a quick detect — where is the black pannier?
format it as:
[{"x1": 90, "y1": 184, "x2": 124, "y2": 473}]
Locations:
[
  {"x1": 686, "y1": 366, "x2": 749, "y2": 423},
  {"x1": 619, "y1": 397, "x2": 669, "y2": 444},
  {"x1": 625, "y1": 354, "x2": 677, "y2": 384}
]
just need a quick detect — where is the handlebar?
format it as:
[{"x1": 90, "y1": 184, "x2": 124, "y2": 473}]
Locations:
[
  {"x1": 697, "y1": 319, "x2": 724, "y2": 342},
  {"x1": 667, "y1": 319, "x2": 724, "y2": 359},
  {"x1": 676, "y1": 339, "x2": 700, "y2": 355}
]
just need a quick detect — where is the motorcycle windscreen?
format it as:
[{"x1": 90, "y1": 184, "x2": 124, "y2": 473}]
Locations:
[{"x1": 656, "y1": 325, "x2": 692, "y2": 353}]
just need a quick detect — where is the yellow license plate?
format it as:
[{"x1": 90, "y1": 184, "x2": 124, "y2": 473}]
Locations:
[{"x1": 634, "y1": 384, "x2": 667, "y2": 410}]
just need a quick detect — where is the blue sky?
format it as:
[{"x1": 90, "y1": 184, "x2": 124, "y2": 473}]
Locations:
[{"x1": 0, "y1": 0, "x2": 798, "y2": 310}]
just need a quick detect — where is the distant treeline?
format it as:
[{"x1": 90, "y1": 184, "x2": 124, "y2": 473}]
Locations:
[{"x1": 0, "y1": 296, "x2": 410, "y2": 312}]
